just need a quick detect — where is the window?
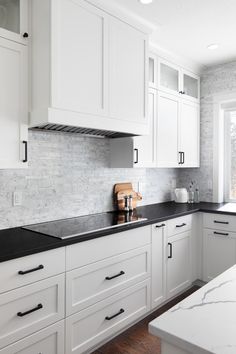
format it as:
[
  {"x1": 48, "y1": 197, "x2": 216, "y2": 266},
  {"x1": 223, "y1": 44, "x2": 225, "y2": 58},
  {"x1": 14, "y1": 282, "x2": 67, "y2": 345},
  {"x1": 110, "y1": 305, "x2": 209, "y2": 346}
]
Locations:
[{"x1": 224, "y1": 110, "x2": 236, "y2": 201}]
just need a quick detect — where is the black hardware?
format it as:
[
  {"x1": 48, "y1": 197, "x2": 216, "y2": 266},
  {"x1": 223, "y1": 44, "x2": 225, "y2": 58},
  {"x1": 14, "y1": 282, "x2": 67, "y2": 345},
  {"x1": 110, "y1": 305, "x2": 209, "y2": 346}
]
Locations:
[
  {"x1": 182, "y1": 91, "x2": 185, "y2": 95},
  {"x1": 23, "y1": 32, "x2": 29, "y2": 38},
  {"x1": 182, "y1": 151, "x2": 185, "y2": 164},
  {"x1": 17, "y1": 303, "x2": 43, "y2": 317},
  {"x1": 23, "y1": 141, "x2": 28, "y2": 163},
  {"x1": 176, "y1": 223, "x2": 186, "y2": 228},
  {"x1": 134, "y1": 148, "x2": 139, "y2": 164},
  {"x1": 105, "y1": 308, "x2": 125, "y2": 321},
  {"x1": 156, "y1": 223, "x2": 166, "y2": 228},
  {"x1": 214, "y1": 231, "x2": 229, "y2": 236},
  {"x1": 105, "y1": 271, "x2": 125, "y2": 280},
  {"x1": 179, "y1": 91, "x2": 183, "y2": 94},
  {"x1": 168, "y1": 242, "x2": 173, "y2": 259},
  {"x1": 214, "y1": 220, "x2": 229, "y2": 225},
  {"x1": 178, "y1": 151, "x2": 184, "y2": 164},
  {"x1": 18, "y1": 264, "x2": 44, "y2": 275}
]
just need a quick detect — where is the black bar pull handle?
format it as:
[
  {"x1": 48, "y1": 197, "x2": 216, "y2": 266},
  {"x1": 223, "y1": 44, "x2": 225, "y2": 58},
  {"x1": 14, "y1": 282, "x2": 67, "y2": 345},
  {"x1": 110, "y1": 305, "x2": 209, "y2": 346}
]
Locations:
[
  {"x1": 182, "y1": 151, "x2": 185, "y2": 164},
  {"x1": 23, "y1": 141, "x2": 28, "y2": 163},
  {"x1": 18, "y1": 264, "x2": 44, "y2": 275},
  {"x1": 156, "y1": 223, "x2": 166, "y2": 228},
  {"x1": 214, "y1": 231, "x2": 229, "y2": 236},
  {"x1": 17, "y1": 303, "x2": 43, "y2": 317},
  {"x1": 105, "y1": 308, "x2": 125, "y2": 321},
  {"x1": 176, "y1": 223, "x2": 186, "y2": 228},
  {"x1": 214, "y1": 220, "x2": 229, "y2": 225},
  {"x1": 178, "y1": 151, "x2": 182, "y2": 164},
  {"x1": 168, "y1": 242, "x2": 173, "y2": 259},
  {"x1": 105, "y1": 271, "x2": 125, "y2": 281},
  {"x1": 134, "y1": 148, "x2": 139, "y2": 164}
]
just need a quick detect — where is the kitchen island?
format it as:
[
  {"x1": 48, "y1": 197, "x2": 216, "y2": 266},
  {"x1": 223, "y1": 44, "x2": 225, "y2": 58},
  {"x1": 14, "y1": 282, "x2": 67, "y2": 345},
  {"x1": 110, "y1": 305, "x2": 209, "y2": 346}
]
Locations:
[{"x1": 149, "y1": 265, "x2": 236, "y2": 354}]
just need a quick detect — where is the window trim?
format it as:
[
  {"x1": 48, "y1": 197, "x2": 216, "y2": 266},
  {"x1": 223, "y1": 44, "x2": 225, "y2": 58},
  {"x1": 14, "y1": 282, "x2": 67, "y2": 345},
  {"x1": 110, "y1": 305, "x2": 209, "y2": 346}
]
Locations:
[{"x1": 224, "y1": 110, "x2": 236, "y2": 202}]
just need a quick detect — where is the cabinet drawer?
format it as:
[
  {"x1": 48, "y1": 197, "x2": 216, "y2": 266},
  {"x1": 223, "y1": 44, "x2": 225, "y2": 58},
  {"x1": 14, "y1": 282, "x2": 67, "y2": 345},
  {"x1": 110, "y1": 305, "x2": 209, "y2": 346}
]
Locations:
[
  {"x1": 203, "y1": 213, "x2": 236, "y2": 232},
  {"x1": 0, "y1": 274, "x2": 65, "y2": 349},
  {"x1": 0, "y1": 321, "x2": 64, "y2": 354},
  {"x1": 65, "y1": 279, "x2": 150, "y2": 354},
  {"x1": 0, "y1": 248, "x2": 65, "y2": 294},
  {"x1": 168, "y1": 215, "x2": 192, "y2": 237},
  {"x1": 66, "y1": 245, "x2": 151, "y2": 315},
  {"x1": 66, "y1": 226, "x2": 151, "y2": 270}
]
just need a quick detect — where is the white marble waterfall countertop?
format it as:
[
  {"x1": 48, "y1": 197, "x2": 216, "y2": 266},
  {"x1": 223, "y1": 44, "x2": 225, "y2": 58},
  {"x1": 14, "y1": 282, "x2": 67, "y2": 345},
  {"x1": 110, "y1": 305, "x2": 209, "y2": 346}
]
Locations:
[{"x1": 149, "y1": 265, "x2": 236, "y2": 354}]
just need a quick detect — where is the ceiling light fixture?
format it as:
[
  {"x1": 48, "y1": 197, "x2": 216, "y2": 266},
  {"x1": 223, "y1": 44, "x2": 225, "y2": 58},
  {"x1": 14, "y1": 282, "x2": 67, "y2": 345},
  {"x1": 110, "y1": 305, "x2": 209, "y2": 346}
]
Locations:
[
  {"x1": 207, "y1": 43, "x2": 219, "y2": 50},
  {"x1": 139, "y1": 0, "x2": 153, "y2": 4}
]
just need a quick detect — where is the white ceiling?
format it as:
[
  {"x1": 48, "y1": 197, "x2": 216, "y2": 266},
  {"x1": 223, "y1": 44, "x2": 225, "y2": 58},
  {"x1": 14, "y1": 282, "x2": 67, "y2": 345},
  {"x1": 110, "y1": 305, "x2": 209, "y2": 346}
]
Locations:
[{"x1": 108, "y1": 0, "x2": 236, "y2": 68}]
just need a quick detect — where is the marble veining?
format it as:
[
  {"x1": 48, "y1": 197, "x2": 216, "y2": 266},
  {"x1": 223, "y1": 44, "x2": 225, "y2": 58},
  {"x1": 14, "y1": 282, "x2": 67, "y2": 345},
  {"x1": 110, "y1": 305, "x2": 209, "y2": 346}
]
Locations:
[{"x1": 149, "y1": 265, "x2": 236, "y2": 354}]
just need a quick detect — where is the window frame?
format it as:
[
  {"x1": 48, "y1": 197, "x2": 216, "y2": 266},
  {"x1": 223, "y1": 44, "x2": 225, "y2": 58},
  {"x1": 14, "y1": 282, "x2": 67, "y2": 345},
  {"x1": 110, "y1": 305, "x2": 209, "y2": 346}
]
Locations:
[{"x1": 224, "y1": 110, "x2": 236, "y2": 202}]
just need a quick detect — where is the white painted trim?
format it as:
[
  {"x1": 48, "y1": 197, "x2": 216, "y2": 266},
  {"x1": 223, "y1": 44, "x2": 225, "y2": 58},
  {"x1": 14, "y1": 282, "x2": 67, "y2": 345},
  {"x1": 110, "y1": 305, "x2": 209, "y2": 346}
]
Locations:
[
  {"x1": 212, "y1": 92, "x2": 236, "y2": 202},
  {"x1": 149, "y1": 42, "x2": 205, "y2": 75},
  {"x1": 85, "y1": 0, "x2": 156, "y2": 34}
]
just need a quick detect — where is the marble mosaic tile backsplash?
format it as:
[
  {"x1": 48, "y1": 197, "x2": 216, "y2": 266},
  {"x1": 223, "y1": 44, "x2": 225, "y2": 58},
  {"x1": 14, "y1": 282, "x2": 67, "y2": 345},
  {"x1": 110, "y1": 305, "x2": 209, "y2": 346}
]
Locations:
[{"x1": 0, "y1": 130, "x2": 178, "y2": 230}]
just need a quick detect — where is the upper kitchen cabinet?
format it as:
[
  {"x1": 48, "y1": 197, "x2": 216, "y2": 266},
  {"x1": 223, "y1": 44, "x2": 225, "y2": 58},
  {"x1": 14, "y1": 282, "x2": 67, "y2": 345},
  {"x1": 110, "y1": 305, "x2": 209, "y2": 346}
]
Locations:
[
  {"x1": 156, "y1": 91, "x2": 199, "y2": 168},
  {"x1": 0, "y1": 0, "x2": 28, "y2": 45},
  {"x1": 110, "y1": 88, "x2": 156, "y2": 168},
  {"x1": 30, "y1": 0, "x2": 149, "y2": 136},
  {"x1": 158, "y1": 58, "x2": 200, "y2": 103},
  {"x1": 0, "y1": 37, "x2": 28, "y2": 168}
]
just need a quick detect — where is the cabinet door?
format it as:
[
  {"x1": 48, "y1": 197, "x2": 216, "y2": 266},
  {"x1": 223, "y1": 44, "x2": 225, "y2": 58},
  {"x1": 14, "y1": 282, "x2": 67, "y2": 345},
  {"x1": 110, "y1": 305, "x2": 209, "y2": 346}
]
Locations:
[
  {"x1": 203, "y1": 229, "x2": 236, "y2": 282},
  {"x1": 133, "y1": 88, "x2": 157, "y2": 167},
  {"x1": 0, "y1": 0, "x2": 28, "y2": 45},
  {"x1": 182, "y1": 69, "x2": 200, "y2": 103},
  {"x1": 151, "y1": 223, "x2": 167, "y2": 309},
  {"x1": 156, "y1": 91, "x2": 179, "y2": 167},
  {"x1": 167, "y1": 232, "x2": 191, "y2": 299},
  {"x1": 179, "y1": 100, "x2": 199, "y2": 167},
  {"x1": 109, "y1": 16, "x2": 148, "y2": 125},
  {"x1": 0, "y1": 37, "x2": 28, "y2": 169},
  {"x1": 158, "y1": 59, "x2": 181, "y2": 96},
  {"x1": 52, "y1": 0, "x2": 108, "y2": 117}
]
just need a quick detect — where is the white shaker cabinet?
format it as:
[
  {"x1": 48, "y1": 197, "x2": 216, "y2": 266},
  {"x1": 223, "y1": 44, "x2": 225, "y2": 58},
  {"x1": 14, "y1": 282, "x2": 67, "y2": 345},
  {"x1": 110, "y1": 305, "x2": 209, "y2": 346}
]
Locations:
[
  {"x1": 110, "y1": 88, "x2": 156, "y2": 168},
  {"x1": 158, "y1": 58, "x2": 200, "y2": 103},
  {"x1": 203, "y1": 229, "x2": 236, "y2": 282},
  {"x1": 0, "y1": 0, "x2": 28, "y2": 45},
  {"x1": 178, "y1": 100, "x2": 200, "y2": 167},
  {"x1": 30, "y1": 0, "x2": 149, "y2": 136},
  {"x1": 156, "y1": 91, "x2": 199, "y2": 168},
  {"x1": 0, "y1": 37, "x2": 28, "y2": 169},
  {"x1": 166, "y1": 231, "x2": 191, "y2": 299},
  {"x1": 156, "y1": 91, "x2": 179, "y2": 168}
]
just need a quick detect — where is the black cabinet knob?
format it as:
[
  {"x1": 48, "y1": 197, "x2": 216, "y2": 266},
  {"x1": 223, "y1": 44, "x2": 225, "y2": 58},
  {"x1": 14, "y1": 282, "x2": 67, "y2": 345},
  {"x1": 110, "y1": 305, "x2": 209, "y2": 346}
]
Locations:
[{"x1": 23, "y1": 32, "x2": 29, "y2": 38}]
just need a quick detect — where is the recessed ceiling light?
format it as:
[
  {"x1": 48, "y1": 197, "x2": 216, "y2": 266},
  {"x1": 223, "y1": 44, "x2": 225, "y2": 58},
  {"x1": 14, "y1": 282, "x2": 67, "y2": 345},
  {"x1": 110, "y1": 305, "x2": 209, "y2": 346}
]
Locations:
[
  {"x1": 139, "y1": 0, "x2": 153, "y2": 4},
  {"x1": 207, "y1": 43, "x2": 219, "y2": 50}
]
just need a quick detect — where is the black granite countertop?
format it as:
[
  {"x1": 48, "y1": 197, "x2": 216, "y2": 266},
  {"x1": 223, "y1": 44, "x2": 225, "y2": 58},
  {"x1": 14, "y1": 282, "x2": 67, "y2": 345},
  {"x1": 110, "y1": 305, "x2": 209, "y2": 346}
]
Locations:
[{"x1": 0, "y1": 201, "x2": 235, "y2": 263}]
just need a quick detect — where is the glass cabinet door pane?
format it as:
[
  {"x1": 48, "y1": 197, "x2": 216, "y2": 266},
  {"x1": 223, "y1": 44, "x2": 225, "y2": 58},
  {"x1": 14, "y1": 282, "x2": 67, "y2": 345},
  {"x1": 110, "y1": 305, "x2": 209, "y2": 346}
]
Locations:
[
  {"x1": 0, "y1": 0, "x2": 20, "y2": 34},
  {"x1": 183, "y1": 74, "x2": 198, "y2": 99},
  {"x1": 149, "y1": 57, "x2": 155, "y2": 84},
  {"x1": 160, "y1": 63, "x2": 179, "y2": 92}
]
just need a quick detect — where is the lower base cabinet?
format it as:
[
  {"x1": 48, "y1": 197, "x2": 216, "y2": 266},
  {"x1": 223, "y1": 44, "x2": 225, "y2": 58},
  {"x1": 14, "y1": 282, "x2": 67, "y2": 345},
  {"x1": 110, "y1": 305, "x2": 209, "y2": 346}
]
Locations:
[
  {"x1": 167, "y1": 231, "x2": 191, "y2": 299},
  {"x1": 203, "y1": 229, "x2": 236, "y2": 282},
  {"x1": 65, "y1": 280, "x2": 150, "y2": 354},
  {"x1": 0, "y1": 321, "x2": 64, "y2": 354}
]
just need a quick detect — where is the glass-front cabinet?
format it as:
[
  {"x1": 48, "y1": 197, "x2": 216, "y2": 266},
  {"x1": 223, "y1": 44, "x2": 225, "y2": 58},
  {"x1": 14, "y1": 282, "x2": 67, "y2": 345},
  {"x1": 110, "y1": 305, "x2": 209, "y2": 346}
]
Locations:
[
  {"x1": 157, "y1": 57, "x2": 200, "y2": 103},
  {"x1": 158, "y1": 59, "x2": 181, "y2": 95},
  {"x1": 0, "y1": 0, "x2": 28, "y2": 44},
  {"x1": 182, "y1": 70, "x2": 200, "y2": 102}
]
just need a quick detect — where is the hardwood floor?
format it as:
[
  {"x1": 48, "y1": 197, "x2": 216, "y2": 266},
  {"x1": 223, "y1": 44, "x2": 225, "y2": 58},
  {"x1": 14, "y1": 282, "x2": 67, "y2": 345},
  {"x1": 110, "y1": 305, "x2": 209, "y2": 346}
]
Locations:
[{"x1": 92, "y1": 286, "x2": 200, "y2": 354}]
